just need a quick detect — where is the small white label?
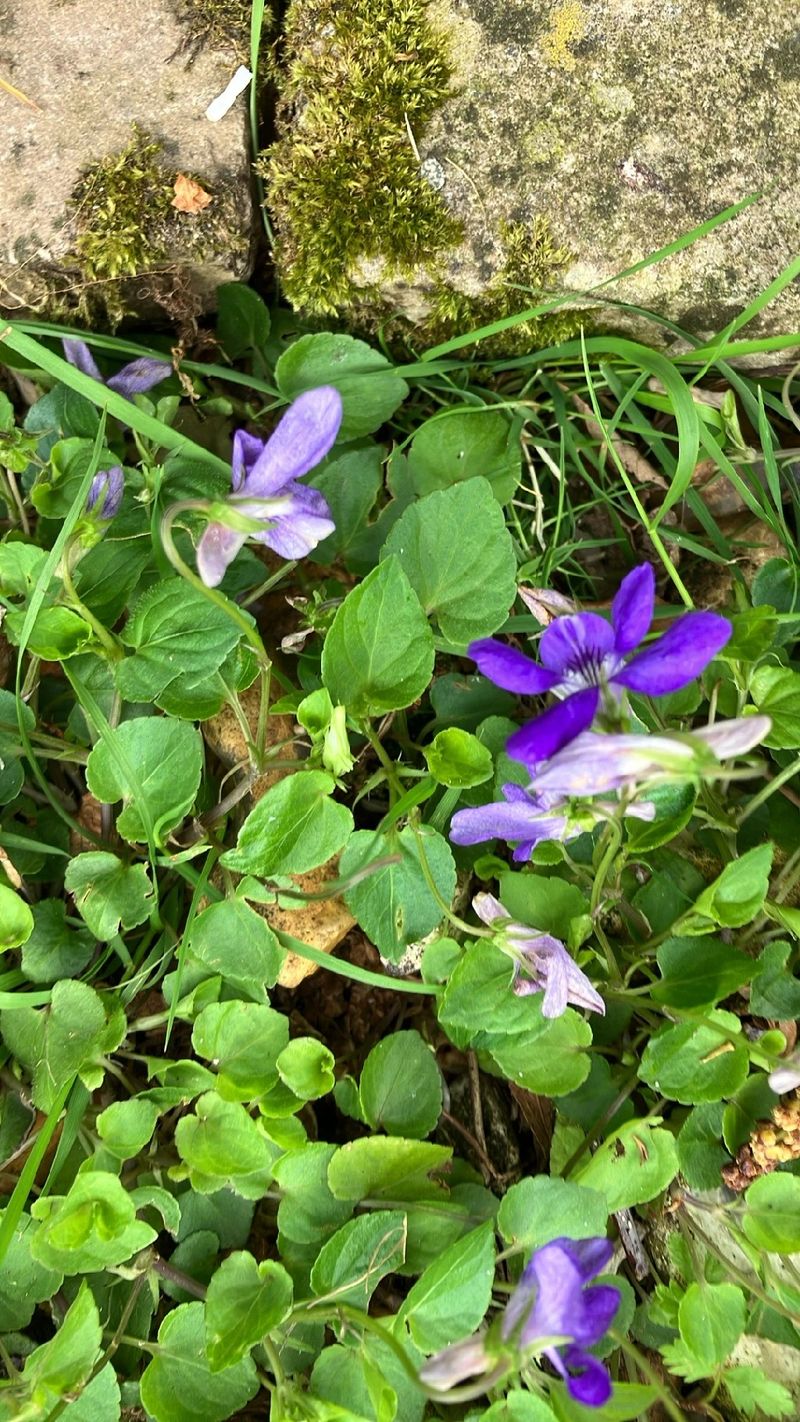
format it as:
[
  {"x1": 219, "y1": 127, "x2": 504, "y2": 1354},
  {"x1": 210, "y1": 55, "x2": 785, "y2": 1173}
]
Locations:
[{"x1": 205, "y1": 65, "x2": 253, "y2": 122}]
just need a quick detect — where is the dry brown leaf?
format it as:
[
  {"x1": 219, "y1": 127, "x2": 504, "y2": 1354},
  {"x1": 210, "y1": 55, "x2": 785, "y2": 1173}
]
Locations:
[
  {"x1": 172, "y1": 174, "x2": 213, "y2": 214},
  {"x1": 571, "y1": 392, "x2": 669, "y2": 489}
]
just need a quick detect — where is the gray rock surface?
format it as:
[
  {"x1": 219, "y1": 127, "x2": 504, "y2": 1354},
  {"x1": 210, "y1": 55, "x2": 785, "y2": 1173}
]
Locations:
[
  {"x1": 277, "y1": 0, "x2": 800, "y2": 351},
  {"x1": 0, "y1": 0, "x2": 253, "y2": 319}
]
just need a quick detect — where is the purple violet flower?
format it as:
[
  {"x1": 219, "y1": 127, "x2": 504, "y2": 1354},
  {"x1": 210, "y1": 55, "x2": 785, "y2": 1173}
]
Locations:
[
  {"x1": 501, "y1": 1237, "x2": 621, "y2": 1406},
  {"x1": 86, "y1": 467, "x2": 124, "y2": 521},
  {"x1": 420, "y1": 1236, "x2": 620, "y2": 1408},
  {"x1": 451, "y1": 782, "x2": 572, "y2": 862},
  {"x1": 63, "y1": 339, "x2": 171, "y2": 400},
  {"x1": 469, "y1": 563, "x2": 732, "y2": 769},
  {"x1": 473, "y1": 892, "x2": 605, "y2": 1016},
  {"x1": 196, "y1": 387, "x2": 342, "y2": 587}
]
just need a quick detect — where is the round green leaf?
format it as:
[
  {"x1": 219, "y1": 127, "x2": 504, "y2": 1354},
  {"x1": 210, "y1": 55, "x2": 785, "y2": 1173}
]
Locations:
[
  {"x1": 222, "y1": 770, "x2": 353, "y2": 877},
  {"x1": 743, "y1": 1173, "x2": 800, "y2": 1253},
  {"x1": 322, "y1": 558, "x2": 434, "y2": 717},
  {"x1": 360, "y1": 1031, "x2": 443, "y2": 1137},
  {"x1": 140, "y1": 1302, "x2": 258, "y2": 1422},
  {"x1": 639, "y1": 1010, "x2": 749, "y2": 1104},
  {"x1": 277, "y1": 1038, "x2": 335, "y2": 1100},
  {"x1": 424, "y1": 728, "x2": 493, "y2": 788},
  {"x1": 407, "y1": 409, "x2": 521, "y2": 504},
  {"x1": 341, "y1": 825, "x2": 456, "y2": 962},
  {"x1": 205, "y1": 1252, "x2": 293, "y2": 1372},
  {"x1": 275, "y1": 332, "x2": 408, "y2": 440},
  {"x1": 86, "y1": 717, "x2": 203, "y2": 845}
]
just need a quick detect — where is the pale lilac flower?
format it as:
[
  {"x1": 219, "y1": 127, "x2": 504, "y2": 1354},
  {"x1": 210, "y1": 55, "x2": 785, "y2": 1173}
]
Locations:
[
  {"x1": 450, "y1": 783, "x2": 571, "y2": 862},
  {"x1": 85, "y1": 466, "x2": 124, "y2": 521},
  {"x1": 197, "y1": 387, "x2": 342, "y2": 587},
  {"x1": 470, "y1": 564, "x2": 732, "y2": 769},
  {"x1": 473, "y1": 893, "x2": 605, "y2": 1016},
  {"x1": 420, "y1": 1237, "x2": 620, "y2": 1408},
  {"x1": 63, "y1": 339, "x2": 171, "y2": 400}
]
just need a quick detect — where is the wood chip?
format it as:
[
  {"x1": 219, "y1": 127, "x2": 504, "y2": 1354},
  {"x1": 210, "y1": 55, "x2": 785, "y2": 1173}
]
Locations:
[{"x1": 172, "y1": 174, "x2": 213, "y2": 214}]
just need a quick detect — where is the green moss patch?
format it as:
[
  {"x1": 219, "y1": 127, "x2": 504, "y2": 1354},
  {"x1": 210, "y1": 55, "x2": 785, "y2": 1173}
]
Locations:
[{"x1": 264, "y1": 0, "x2": 462, "y2": 315}]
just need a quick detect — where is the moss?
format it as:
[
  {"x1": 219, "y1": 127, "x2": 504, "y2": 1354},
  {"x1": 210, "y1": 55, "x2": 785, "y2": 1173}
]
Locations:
[
  {"x1": 67, "y1": 125, "x2": 250, "y2": 327},
  {"x1": 264, "y1": 0, "x2": 463, "y2": 316}
]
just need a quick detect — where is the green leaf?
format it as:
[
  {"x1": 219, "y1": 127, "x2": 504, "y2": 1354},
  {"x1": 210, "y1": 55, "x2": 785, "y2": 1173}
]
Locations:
[
  {"x1": 689, "y1": 844, "x2": 774, "y2": 930},
  {"x1": 752, "y1": 556, "x2": 800, "y2": 646},
  {"x1": 22, "y1": 1283, "x2": 101, "y2": 1411},
  {"x1": 625, "y1": 780, "x2": 697, "y2": 853},
  {"x1": 724, "y1": 1365, "x2": 794, "y2": 1418},
  {"x1": 400, "y1": 1222, "x2": 495, "y2": 1351},
  {"x1": 205, "y1": 1251, "x2": 292, "y2": 1371},
  {"x1": 359, "y1": 1031, "x2": 443, "y2": 1138},
  {"x1": 722, "y1": 1075, "x2": 777, "y2": 1155},
  {"x1": 217, "y1": 282, "x2": 270, "y2": 360},
  {"x1": 64, "y1": 852, "x2": 154, "y2": 939},
  {"x1": 750, "y1": 941, "x2": 800, "y2": 1017},
  {"x1": 341, "y1": 825, "x2": 455, "y2": 962},
  {"x1": 0, "y1": 1212, "x2": 63, "y2": 1331},
  {"x1": 276, "y1": 333, "x2": 408, "y2": 439},
  {"x1": 322, "y1": 557, "x2": 434, "y2": 717},
  {"x1": 678, "y1": 1282, "x2": 746, "y2": 1370},
  {"x1": 676, "y1": 1103, "x2": 729, "y2": 1189},
  {"x1": 277, "y1": 1037, "x2": 335, "y2": 1100},
  {"x1": 653, "y1": 934, "x2": 754, "y2": 1008},
  {"x1": 74, "y1": 535, "x2": 151, "y2": 626},
  {"x1": 327, "y1": 1138, "x2": 452, "y2": 1203},
  {"x1": 743, "y1": 1173, "x2": 800, "y2": 1252},
  {"x1": 0, "y1": 979, "x2": 110, "y2": 1111},
  {"x1": 424, "y1": 728, "x2": 493, "y2": 788},
  {"x1": 174, "y1": 1092, "x2": 276, "y2": 1198},
  {"x1": 96, "y1": 1098, "x2": 160, "y2": 1159},
  {"x1": 30, "y1": 1171, "x2": 156, "y2": 1273},
  {"x1": 407, "y1": 410, "x2": 521, "y2": 504},
  {"x1": 274, "y1": 1143, "x2": 353, "y2": 1261},
  {"x1": 86, "y1": 716, "x2": 203, "y2": 844},
  {"x1": 5, "y1": 604, "x2": 93, "y2": 659},
  {"x1": 191, "y1": 1001, "x2": 289, "y2": 1101},
  {"x1": 140, "y1": 1302, "x2": 259, "y2": 1422},
  {"x1": 497, "y1": 1177, "x2": 608, "y2": 1251},
  {"x1": 751, "y1": 666, "x2": 800, "y2": 748},
  {"x1": 0, "y1": 541, "x2": 48, "y2": 597},
  {"x1": 573, "y1": 1119, "x2": 678, "y2": 1211},
  {"x1": 308, "y1": 445, "x2": 384, "y2": 566},
  {"x1": 0, "y1": 883, "x2": 33, "y2": 949},
  {"x1": 188, "y1": 899, "x2": 284, "y2": 997},
  {"x1": 438, "y1": 939, "x2": 591, "y2": 1095},
  {"x1": 499, "y1": 872, "x2": 589, "y2": 938},
  {"x1": 222, "y1": 770, "x2": 353, "y2": 877},
  {"x1": 20, "y1": 899, "x2": 94, "y2": 983},
  {"x1": 639, "y1": 1009, "x2": 749, "y2": 1104},
  {"x1": 117, "y1": 580, "x2": 245, "y2": 719},
  {"x1": 311, "y1": 1211, "x2": 407, "y2": 1309},
  {"x1": 382, "y1": 478, "x2": 517, "y2": 645},
  {"x1": 480, "y1": 1394, "x2": 559, "y2": 1421}
]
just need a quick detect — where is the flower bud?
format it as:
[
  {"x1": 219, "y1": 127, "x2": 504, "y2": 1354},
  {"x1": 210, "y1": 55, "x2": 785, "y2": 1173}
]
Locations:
[{"x1": 86, "y1": 466, "x2": 124, "y2": 521}]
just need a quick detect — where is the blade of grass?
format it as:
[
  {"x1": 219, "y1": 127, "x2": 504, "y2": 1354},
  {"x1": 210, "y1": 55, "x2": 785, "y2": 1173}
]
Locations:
[{"x1": 0, "y1": 1076, "x2": 74, "y2": 1268}]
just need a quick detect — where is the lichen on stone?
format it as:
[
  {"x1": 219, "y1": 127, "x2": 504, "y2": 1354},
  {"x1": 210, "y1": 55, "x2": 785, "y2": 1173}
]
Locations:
[{"x1": 264, "y1": 0, "x2": 463, "y2": 316}]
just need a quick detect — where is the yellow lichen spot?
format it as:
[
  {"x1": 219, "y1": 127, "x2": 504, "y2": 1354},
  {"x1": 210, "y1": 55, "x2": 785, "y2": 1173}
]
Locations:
[{"x1": 542, "y1": 2, "x2": 587, "y2": 72}]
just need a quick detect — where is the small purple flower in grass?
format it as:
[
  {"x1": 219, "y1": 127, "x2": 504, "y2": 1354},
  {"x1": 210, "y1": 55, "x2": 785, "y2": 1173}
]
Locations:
[
  {"x1": 473, "y1": 892, "x2": 605, "y2": 1016},
  {"x1": 420, "y1": 1236, "x2": 620, "y2": 1408},
  {"x1": 470, "y1": 563, "x2": 732, "y2": 769},
  {"x1": 451, "y1": 782, "x2": 571, "y2": 862},
  {"x1": 63, "y1": 339, "x2": 171, "y2": 400},
  {"x1": 197, "y1": 387, "x2": 342, "y2": 587},
  {"x1": 86, "y1": 467, "x2": 124, "y2": 521}
]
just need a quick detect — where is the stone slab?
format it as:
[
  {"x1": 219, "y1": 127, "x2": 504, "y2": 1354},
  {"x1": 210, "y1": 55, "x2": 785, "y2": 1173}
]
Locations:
[
  {"x1": 275, "y1": 0, "x2": 800, "y2": 353},
  {"x1": 0, "y1": 0, "x2": 253, "y2": 316}
]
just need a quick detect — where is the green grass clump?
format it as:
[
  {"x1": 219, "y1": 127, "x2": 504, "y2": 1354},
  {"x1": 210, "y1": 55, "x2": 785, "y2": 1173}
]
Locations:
[{"x1": 264, "y1": 0, "x2": 463, "y2": 315}]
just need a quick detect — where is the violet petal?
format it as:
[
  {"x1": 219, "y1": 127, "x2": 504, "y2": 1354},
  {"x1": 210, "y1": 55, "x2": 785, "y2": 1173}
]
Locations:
[
  {"x1": 612, "y1": 562, "x2": 655, "y2": 654},
  {"x1": 231, "y1": 429, "x2": 266, "y2": 492},
  {"x1": 107, "y1": 357, "x2": 172, "y2": 398},
  {"x1": 62, "y1": 338, "x2": 103, "y2": 383},
  {"x1": 613, "y1": 611, "x2": 732, "y2": 695},
  {"x1": 564, "y1": 1348, "x2": 614, "y2": 1407},
  {"x1": 243, "y1": 387, "x2": 343, "y2": 497},
  {"x1": 507, "y1": 686, "x2": 600, "y2": 769},
  {"x1": 539, "y1": 612, "x2": 615, "y2": 675},
  {"x1": 253, "y1": 483, "x2": 335, "y2": 559},
  {"x1": 468, "y1": 638, "x2": 560, "y2": 694},
  {"x1": 196, "y1": 521, "x2": 247, "y2": 588}
]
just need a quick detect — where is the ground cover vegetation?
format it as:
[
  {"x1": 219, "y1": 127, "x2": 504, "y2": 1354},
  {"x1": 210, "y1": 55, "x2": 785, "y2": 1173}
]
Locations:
[{"x1": 2, "y1": 36, "x2": 800, "y2": 1418}]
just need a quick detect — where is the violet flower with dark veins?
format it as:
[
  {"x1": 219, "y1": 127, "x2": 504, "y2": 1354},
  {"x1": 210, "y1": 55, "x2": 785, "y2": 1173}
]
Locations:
[
  {"x1": 420, "y1": 1236, "x2": 620, "y2": 1408},
  {"x1": 63, "y1": 339, "x2": 171, "y2": 400},
  {"x1": 469, "y1": 563, "x2": 732, "y2": 769},
  {"x1": 473, "y1": 892, "x2": 605, "y2": 1016},
  {"x1": 197, "y1": 387, "x2": 342, "y2": 587}
]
